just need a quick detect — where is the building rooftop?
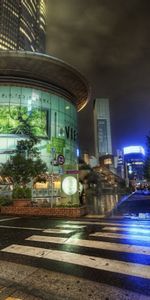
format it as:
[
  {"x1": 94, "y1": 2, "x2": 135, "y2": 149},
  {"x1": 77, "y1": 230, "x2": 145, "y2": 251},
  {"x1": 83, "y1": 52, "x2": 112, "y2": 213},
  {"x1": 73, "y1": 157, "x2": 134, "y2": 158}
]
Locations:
[{"x1": 0, "y1": 51, "x2": 91, "y2": 111}]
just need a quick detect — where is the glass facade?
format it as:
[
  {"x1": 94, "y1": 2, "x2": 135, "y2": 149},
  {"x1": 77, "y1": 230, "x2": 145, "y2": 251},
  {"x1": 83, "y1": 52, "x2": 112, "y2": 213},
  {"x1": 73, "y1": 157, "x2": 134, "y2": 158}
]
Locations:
[
  {"x1": 0, "y1": 85, "x2": 78, "y2": 169},
  {"x1": 0, "y1": 0, "x2": 46, "y2": 52}
]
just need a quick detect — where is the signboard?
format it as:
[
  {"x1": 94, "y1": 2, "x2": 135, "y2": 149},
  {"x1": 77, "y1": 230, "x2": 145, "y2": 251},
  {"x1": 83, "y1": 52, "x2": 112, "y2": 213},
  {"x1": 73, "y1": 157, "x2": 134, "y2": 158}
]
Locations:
[
  {"x1": 47, "y1": 137, "x2": 65, "y2": 154},
  {"x1": 66, "y1": 170, "x2": 79, "y2": 174},
  {"x1": 123, "y1": 146, "x2": 145, "y2": 156},
  {"x1": 62, "y1": 176, "x2": 77, "y2": 195}
]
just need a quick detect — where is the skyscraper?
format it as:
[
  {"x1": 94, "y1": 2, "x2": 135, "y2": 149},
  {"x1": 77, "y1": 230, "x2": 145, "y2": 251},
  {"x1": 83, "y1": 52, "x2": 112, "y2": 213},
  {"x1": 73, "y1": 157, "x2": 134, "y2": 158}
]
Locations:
[
  {"x1": 0, "y1": 0, "x2": 46, "y2": 52},
  {"x1": 94, "y1": 98, "x2": 112, "y2": 158}
]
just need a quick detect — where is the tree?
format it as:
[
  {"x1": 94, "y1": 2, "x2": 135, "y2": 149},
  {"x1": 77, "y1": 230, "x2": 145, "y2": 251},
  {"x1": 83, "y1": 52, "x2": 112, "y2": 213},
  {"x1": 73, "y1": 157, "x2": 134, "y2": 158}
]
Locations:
[
  {"x1": 0, "y1": 114, "x2": 48, "y2": 199},
  {"x1": 1, "y1": 154, "x2": 47, "y2": 187}
]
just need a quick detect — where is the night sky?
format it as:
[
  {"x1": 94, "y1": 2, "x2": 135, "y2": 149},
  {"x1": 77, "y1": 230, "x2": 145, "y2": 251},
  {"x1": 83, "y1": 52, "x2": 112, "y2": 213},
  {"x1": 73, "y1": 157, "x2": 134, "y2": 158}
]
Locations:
[{"x1": 46, "y1": 0, "x2": 150, "y2": 155}]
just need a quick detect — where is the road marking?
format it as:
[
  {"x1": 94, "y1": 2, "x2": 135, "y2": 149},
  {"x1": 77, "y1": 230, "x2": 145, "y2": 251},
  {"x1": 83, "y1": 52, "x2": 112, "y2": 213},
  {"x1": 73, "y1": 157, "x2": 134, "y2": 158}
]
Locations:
[
  {"x1": 26, "y1": 235, "x2": 150, "y2": 255},
  {"x1": 102, "y1": 226, "x2": 150, "y2": 235},
  {"x1": 0, "y1": 217, "x2": 20, "y2": 222},
  {"x1": 0, "y1": 225, "x2": 75, "y2": 235},
  {"x1": 2, "y1": 244, "x2": 150, "y2": 279},
  {"x1": 43, "y1": 229, "x2": 75, "y2": 234},
  {"x1": 56, "y1": 225, "x2": 86, "y2": 229},
  {"x1": 90, "y1": 232, "x2": 150, "y2": 241},
  {"x1": 66, "y1": 221, "x2": 150, "y2": 229},
  {"x1": 0, "y1": 225, "x2": 43, "y2": 231}
]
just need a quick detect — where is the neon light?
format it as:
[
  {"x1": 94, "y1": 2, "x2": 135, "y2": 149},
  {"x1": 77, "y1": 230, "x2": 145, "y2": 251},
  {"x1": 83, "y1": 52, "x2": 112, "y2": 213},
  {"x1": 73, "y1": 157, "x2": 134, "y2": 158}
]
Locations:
[
  {"x1": 77, "y1": 149, "x2": 79, "y2": 157},
  {"x1": 123, "y1": 146, "x2": 145, "y2": 155}
]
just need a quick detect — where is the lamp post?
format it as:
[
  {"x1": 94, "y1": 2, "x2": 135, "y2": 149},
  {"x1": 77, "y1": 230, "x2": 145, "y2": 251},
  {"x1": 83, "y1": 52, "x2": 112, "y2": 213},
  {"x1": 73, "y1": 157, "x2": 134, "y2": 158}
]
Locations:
[{"x1": 50, "y1": 148, "x2": 56, "y2": 208}]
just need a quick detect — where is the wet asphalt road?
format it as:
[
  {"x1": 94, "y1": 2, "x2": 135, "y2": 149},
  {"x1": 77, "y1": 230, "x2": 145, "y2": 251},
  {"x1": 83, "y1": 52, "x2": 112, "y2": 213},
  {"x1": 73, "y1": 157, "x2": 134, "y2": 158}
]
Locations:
[
  {"x1": 0, "y1": 216, "x2": 150, "y2": 299},
  {"x1": 116, "y1": 191, "x2": 150, "y2": 215}
]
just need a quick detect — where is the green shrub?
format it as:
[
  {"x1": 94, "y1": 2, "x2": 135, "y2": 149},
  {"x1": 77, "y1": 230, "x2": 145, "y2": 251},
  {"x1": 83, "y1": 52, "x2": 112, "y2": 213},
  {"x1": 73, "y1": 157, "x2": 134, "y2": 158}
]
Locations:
[
  {"x1": 12, "y1": 186, "x2": 32, "y2": 199},
  {"x1": 0, "y1": 195, "x2": 13, "y2": 206}
]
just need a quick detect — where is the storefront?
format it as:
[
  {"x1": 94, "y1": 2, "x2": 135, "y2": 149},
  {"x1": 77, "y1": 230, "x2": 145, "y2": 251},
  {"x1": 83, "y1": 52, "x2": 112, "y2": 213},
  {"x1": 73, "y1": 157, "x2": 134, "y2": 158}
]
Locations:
[{"x1": 0, "y1": 51, "x2": 90, "y2": 206}]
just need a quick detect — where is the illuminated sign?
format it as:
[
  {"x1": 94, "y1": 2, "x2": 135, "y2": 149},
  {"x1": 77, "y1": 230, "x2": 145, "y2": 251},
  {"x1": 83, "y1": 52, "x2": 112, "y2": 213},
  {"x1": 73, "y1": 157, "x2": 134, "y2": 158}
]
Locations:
[
  {"x1": 123, "y1": 146, "x2": 145, "y2": 155},
  {"x1": 62, "y1": 176, "x2": 77, "y2": 195}
]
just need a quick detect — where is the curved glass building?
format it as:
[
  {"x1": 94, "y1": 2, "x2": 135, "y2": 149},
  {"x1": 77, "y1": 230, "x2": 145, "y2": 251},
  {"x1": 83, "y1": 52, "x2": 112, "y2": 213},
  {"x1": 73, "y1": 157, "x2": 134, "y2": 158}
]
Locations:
[
  {"x1": 0, "y1": 51, "x2": 90, "y2": 170},
  {"x1": 0, "y1": 0, "x2": 46, "y2": 52}
]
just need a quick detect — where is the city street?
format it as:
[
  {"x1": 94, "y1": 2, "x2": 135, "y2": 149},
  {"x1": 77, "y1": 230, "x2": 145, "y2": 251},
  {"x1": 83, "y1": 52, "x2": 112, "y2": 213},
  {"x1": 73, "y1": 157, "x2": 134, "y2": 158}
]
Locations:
[
  {"x1": 0, "y1": 216, "x2": 150, "y2": 299},
  {"x1": 116, "y1": 191, "x2": 150, "y2": 215}
]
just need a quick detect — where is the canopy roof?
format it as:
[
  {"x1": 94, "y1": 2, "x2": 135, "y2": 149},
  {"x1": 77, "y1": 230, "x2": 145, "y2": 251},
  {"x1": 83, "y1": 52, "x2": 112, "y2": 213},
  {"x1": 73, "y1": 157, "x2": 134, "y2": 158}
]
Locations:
[{"x1": 0, "y1": 51, "x2": 91, "y2": 111}]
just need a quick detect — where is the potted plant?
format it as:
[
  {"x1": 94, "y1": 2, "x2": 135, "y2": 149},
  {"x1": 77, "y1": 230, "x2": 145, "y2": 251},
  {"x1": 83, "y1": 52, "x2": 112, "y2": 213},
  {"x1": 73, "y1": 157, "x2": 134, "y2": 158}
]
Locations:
[{"x1": 12, "y1": 185, "x2": 32, "y2": 207}]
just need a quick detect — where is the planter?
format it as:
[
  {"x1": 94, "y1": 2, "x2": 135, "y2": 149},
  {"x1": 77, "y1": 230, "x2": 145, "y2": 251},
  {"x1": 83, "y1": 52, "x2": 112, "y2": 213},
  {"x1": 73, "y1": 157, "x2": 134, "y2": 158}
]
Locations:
[
  {"x1": 1, "y1": 205, "x2": 88, "y2": 217},
  {"x1": 13, "y1": 199, "x2": 32, "y2": 207}
]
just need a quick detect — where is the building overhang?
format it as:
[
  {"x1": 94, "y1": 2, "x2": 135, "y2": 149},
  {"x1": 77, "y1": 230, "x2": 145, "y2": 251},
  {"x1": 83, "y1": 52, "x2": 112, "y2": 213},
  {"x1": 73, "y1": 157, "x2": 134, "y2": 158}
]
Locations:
[{"x1": 0, "y1": 51, "x2": 91, "y2": 111}]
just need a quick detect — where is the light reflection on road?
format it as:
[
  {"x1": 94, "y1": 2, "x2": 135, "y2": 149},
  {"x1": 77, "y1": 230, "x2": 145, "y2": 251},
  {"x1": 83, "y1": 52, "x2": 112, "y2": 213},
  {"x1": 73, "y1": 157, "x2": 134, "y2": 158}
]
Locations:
[{"x1": 86, "y1": 193, "x2": 119, "y2": 215}]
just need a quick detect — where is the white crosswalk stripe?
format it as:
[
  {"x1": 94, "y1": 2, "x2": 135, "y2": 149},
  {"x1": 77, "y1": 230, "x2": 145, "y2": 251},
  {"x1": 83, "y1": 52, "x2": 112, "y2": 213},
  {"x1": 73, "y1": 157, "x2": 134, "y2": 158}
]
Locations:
[
  {"x1": 66, "y1": 220, "x2": 150, "y2": 229},
  {"x1": 2, "y1": 244, "x2": 150, "y2": 280},
  {"x1": 102, "y1": 226, "x2": 150, "y2": 234},
  {"x1": 0, "y1": 217, "x2": 20, "y2": 222},
  {"x1": 43, "y1": 229, "x2": 75, "y2": 234},
  {"x1": 1, "y1": 219, "x2": 150, "y2": 285},
  {"x1": 56, "y1": 224, "x2": 86, "y2": 229},
  {"x1": 26, "y1": 235, "x2": 150, "y2": 255},
  {"x1": 0, "y1": 226, "x2": 75, "y2": 234},
  {"x1": 90, "y1": 231, "x2": 150, "y2": 241}
]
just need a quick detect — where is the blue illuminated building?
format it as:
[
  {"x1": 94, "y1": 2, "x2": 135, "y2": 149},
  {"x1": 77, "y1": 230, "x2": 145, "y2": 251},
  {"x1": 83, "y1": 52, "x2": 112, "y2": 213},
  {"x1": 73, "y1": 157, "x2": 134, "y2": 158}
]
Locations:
[{"x1": 123, "y1": 146, "x2": 145, "y2": 181}]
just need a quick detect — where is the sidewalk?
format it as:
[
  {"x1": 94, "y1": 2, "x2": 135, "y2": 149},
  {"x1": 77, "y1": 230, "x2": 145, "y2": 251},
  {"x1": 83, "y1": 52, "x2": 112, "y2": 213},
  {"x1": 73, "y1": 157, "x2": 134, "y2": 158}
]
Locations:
[{"x1": 0, "y1": 260, "x2": 149, "y2": 300}]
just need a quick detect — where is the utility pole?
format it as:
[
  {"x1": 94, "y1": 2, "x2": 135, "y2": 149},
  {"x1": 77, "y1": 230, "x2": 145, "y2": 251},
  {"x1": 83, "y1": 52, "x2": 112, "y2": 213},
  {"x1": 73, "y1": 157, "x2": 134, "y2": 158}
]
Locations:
[{"x1": 51, "y1": 148, "x2": 55, "y2": 208}]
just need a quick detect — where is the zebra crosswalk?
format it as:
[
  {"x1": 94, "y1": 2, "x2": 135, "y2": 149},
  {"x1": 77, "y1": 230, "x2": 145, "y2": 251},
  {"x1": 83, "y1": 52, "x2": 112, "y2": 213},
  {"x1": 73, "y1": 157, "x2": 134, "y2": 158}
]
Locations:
[
  {"x1": 1, "y1": 219, "x2": 150, "y2": 295},
  {"x1": 2, "y1": 243, "x2": 150, "y2": 280}
]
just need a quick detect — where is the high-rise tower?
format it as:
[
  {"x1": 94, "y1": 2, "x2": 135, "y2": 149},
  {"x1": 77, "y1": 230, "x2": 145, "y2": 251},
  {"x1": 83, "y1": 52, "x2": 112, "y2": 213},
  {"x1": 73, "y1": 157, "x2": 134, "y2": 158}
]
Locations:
[
  {"x1": 94, "y1": 98, "x2": 112, "y2": 159},
  {"x1": 0, "y1": 0, "x2": 46, "y2": 52}
]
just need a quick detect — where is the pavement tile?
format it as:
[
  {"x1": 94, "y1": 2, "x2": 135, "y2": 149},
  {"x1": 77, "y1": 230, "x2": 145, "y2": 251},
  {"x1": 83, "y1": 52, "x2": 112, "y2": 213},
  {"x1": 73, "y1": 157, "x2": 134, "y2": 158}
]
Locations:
[
  {"x1": 0, "y1": 286, "x2": 6, "y2": 292},
  {"x1": 0, "y1": 261, "x2": 37, "y2": 283}
]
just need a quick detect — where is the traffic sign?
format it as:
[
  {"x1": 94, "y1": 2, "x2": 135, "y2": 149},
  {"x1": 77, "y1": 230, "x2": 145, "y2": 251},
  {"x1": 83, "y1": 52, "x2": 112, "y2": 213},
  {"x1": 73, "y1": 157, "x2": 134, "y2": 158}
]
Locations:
[{"x1": 57, "y1": 154, "x2": 65, "y2": 165}]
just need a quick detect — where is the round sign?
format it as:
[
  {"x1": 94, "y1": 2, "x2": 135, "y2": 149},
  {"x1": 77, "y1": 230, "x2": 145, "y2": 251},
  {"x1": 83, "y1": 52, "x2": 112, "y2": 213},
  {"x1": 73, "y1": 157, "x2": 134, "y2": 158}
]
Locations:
[
  {"x1": 57, "y1": 154, "x2": 65, "y2": 165},
  {"x1": 62, "y1": 176, "x2": 77, "y2": 195}
]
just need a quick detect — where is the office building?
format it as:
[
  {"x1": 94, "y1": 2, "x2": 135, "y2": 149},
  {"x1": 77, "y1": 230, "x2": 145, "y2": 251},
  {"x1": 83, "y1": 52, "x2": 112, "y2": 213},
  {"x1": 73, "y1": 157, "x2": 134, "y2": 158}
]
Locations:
[
  {"x1": 123, "y1": 146, "x2": 145, "y2": 182},
  {"x1": 0, "y1": 0, "x2": 46, "y2": 52},
  {"x1": 93, "y1": 98, "x2": 112, "y2": 159}
]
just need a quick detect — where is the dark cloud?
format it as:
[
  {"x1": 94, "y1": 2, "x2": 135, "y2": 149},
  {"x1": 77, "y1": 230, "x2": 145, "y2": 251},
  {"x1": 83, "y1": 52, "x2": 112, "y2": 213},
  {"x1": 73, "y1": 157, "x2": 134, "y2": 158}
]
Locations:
[{"x1": 46, "y1": 0, "x2": 150, "y2": 153}]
